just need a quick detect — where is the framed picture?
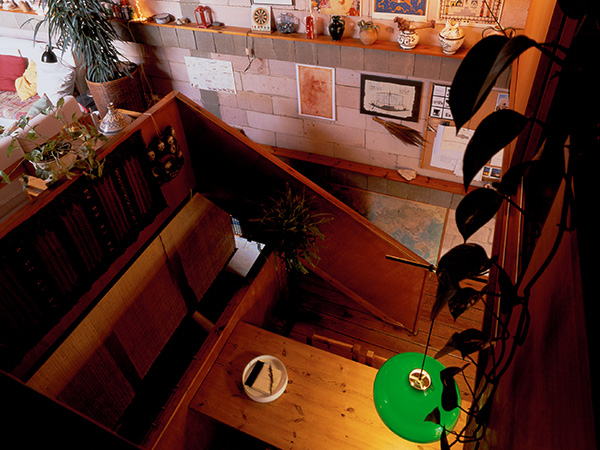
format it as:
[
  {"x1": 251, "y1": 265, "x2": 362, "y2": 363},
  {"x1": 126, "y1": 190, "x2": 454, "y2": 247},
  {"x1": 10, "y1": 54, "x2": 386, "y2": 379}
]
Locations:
[
  {"x1": 312, "y1": 0, "x2": 361, "y2": 16},
  {"x1": 360, "y1": 75, "x2": 422, "y2": 122},
  {"x1": 296, "y1": 64, "x2": 336, "y2": 121},
  {"x1": 372, "y1": 0, "x2": 428, "y2": 20},
  {"x1": 429, "y1": 83, "x2": 452, "y2": 119},
  {"x1": 253, "y1": 0, "x2": 293, "y2": 5},
  {"x1": 438, "y1": 0, "x2": 504, "y2": 25}
]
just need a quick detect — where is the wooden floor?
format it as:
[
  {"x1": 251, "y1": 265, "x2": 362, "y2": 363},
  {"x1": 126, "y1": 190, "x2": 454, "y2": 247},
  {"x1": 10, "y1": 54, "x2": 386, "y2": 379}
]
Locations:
[{"x1": 273, "y1": 270, "x2": 485, "y2": 405}]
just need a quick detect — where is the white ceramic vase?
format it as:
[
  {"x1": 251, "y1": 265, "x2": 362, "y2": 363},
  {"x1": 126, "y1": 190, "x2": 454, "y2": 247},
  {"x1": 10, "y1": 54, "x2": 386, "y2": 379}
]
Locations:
[
  {"x1": 397, "y1": 30, "x2": 419, "y2": 50},
  {"x1": 439, "y1": 20, "x2": 465, "y2": 55}
]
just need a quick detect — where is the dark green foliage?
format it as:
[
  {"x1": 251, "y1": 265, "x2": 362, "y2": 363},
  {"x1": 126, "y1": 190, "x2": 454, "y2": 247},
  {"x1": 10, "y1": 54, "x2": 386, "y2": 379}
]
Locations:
[
  {"x1": 31, "y1": 0, "x2": 129, "y2": 83},
  {"x1": 455, "y1": 188, "x2": 503, "y2": 242},
  {"x1": 462, "y1": 109, "x2": 529, "y2": 190},
  {"x1": 251, "y1": 185, "x2": 332, "y2": 274}
]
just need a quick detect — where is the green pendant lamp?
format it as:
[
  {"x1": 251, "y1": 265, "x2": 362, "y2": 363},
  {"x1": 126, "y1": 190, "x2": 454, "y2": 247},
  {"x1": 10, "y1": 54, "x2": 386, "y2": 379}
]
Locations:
[{"x1": 373, "y1": 351, "x2": 461, "y2": 443}]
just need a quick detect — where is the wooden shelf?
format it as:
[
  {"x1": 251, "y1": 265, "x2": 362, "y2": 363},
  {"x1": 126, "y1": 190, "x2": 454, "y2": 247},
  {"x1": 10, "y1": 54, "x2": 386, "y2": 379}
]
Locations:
[{"x1": 135, "y1": 21, "x2": 469, "y2": 59}]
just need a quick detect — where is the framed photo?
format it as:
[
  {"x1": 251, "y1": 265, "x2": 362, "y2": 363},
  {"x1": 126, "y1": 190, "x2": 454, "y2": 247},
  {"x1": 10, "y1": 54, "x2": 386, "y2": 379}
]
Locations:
[
  {"x1": 438, "y1": 0, "x2": 504, "y2": 25},
  {"x1": 429, "y1": 83, "x2": 452, "y2": 119},
  {"x1": 296, "y1": 64, "x2": 336, "y2": 120},
  {"x1": 313, "y1": 0, "x2": 361, "y2": 16},
  {"x1": 253, "y1": 0, "x2": 293, "y2": 5},
  {"x1": 360, "y1": 75, "x2": 422, "y2": 122},
  {"x1": 372, "y1": 0, "x2": 428, "y2": 20}
]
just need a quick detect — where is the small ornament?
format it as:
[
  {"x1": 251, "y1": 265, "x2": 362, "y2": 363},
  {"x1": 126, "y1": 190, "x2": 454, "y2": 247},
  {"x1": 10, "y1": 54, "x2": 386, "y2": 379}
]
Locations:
[
  {"x1": 328, "y1": 15, "x2": 345, "y2": 41},
  {"x1": 99, "y1": 103, "x2": 133, "y2": 136},
  {"x1": 194, "y1": 5, "x2": 212, "y2": 28},
  {"x1": 439, "y1": 20, "x2": 465, "y2": 55}
]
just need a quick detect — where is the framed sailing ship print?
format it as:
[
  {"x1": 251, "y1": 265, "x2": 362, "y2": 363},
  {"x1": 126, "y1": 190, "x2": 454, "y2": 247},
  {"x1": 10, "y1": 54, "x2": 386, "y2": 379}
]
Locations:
[{"x1": 360, "y1": 74, "x2": 422, "y2": 122}]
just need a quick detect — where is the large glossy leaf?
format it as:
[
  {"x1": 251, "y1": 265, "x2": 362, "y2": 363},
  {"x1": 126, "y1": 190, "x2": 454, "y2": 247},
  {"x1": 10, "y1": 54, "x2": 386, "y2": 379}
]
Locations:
[
  {"x1": 462, "y1": 109, "x2": 529, "y2": 190},
  {"x1": 455, "y1": 188, "x2": 503, "y2": 242},
  {"x1": 432, "y1": 271, "x2": 460, "y2": 321},
  {"x1": 449, "y1": 35, "x2": 508, "y2": 130},
  {"x1": 435, "y1": 328, "x2": 491, "y2": 359},
  {"x1": 437, "y1": 244, "x2": 490, "y2": 285},
  {"x1": 448, "y1": 287, "x2": 482, "y2": 320},
  {"x1": 497, "y1": 267, "x2": 520, "y2": 315},
  {"x1": 477, "y1": 36, "x2": 541, "y2": 113},
  {"x1": 440, "y1": 366, "x2": 463, "y2": 411}
]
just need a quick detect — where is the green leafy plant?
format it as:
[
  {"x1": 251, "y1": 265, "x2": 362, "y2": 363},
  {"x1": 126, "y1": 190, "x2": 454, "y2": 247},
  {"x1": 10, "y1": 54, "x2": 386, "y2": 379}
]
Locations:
[
  {"x1": 30, "y1": 0, "x2": 131, "y2": 83},
  {"x1": 2, "y1": 98, "x2": 106, "y2": 185},
  {"x1": 400, "y1": 2, "x2": 599, "y2": 448},
  {"x1": 250, "y1": 185, "x2": 332, "y2": 275}
]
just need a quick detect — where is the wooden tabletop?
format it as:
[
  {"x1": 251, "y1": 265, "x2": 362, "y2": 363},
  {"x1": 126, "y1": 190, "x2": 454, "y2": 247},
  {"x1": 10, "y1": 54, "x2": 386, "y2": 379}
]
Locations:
[{"x1": 189, "y1": 321, "x2": 444, "y2": 450}]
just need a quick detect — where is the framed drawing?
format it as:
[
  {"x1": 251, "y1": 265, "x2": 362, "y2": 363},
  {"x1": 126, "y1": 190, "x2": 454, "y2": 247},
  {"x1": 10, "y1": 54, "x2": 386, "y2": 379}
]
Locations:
[
  {"x1": 360, "y1": 75, "x2": 422, "y2": 122},
  {"x1": 253, "y1": 0, "x2": 293, "y2": 5},
  {"x1": 438, "y1": 0, "x2": 504, "y2": 25},
  {"x1": 312, "y1": 0, "x2": 361, "y2": 16},
  {"x1": 296, "y1": 64, "x2": 336, "y2": 121},
  {"x1": 372, "y1": 0, "x2": 428, "y2": 20}
]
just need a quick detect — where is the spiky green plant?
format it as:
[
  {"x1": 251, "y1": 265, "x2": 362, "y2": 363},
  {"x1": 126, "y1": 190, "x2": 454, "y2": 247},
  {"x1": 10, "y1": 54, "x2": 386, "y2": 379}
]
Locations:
[
  {"x1": 252, "y1": 185, "x2": 332, "y2": 274},
  {"x1": 31, "y1": 0, "x2": 130, "y2": 83}
]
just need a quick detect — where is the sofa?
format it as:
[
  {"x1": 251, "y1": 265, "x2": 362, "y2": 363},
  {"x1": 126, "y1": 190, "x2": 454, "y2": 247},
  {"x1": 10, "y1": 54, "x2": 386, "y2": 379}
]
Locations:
[{"x1": 0, "y1": 37, "x2": 81, "y2": 128}]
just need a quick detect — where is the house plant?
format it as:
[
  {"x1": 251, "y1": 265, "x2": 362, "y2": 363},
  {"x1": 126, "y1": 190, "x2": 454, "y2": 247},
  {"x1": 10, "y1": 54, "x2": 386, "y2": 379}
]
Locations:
[
  {"x1": 403, "y1": 1, "x2": 599, "y2": 448},
  {"x1": 393, "y1": 17, "x2": 435, "y2": 50},
  {"x1": 4, "y1": 97, "x2": 106, "y2": 185},
  {"x1": 248, "y1": 184, "x2": 332, "y2": 275},
  {"x1": 31, "y1": 0, "x2": 146, "y2": 117}
]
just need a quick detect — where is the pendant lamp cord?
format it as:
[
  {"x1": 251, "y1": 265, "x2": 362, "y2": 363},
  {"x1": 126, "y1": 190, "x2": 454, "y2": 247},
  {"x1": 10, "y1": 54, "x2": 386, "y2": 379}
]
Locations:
[{"x1": 420, "y1": 319, "x2": 435, "y2": 375}]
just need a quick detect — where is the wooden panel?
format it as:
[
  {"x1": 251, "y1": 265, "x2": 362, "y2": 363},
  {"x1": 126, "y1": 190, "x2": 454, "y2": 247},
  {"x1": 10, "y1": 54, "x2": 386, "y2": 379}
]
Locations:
[
  {"x1": 159, "y1": 193, "x2": 235, "y2": 305},
  {"x1": 172, "y1": 93, "x2": 428, "y2": 333},
  {"x1": 145, "y1": 253, "x2": 288, "y2": 450}
]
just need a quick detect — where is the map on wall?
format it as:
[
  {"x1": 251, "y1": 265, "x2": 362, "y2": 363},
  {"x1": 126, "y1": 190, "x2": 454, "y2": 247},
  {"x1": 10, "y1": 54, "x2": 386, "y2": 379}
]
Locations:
[
  {"x1": 312, "y1": 0, "x2": 361, "y2": 16},
  {"x1": 372, "y1": 0, "x2": 427, "y2": 18}
]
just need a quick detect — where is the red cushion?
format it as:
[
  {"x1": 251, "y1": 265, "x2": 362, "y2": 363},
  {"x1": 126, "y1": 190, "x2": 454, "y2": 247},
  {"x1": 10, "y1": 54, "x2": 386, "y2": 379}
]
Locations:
[{"x1": 0, "y1": 55, "x2": 28, "y2": 91}]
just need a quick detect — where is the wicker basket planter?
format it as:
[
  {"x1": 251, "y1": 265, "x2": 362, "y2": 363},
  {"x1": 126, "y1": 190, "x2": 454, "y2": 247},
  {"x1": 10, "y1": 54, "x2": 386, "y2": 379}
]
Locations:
[{"x1": 87, "y1": 64, "x2": 147, "y2": 118}]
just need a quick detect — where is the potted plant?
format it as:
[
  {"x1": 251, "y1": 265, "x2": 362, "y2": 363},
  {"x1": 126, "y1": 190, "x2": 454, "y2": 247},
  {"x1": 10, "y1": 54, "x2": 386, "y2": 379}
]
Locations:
[
  {"x1": 393, "y1": 17, "x2": 435, "y2": 50},
  {"x1": 248, "y1": 184, "x2": 332, "y2": 275},
  {"x1": 4, "y1": 98, "x2": 106, "y2": 185},
  {"x1": 357, "y1": 20, "x2": 379, "y2": 45},
  {"x1": 31, "y1": 0, "x2": 147, "y2": 117}
]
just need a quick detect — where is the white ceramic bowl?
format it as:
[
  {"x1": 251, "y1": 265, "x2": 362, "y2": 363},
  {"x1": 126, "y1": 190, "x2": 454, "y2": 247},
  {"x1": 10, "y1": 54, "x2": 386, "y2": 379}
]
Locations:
[{"x1": 242, "y1": 355, "x2": 288, "y2": 403}]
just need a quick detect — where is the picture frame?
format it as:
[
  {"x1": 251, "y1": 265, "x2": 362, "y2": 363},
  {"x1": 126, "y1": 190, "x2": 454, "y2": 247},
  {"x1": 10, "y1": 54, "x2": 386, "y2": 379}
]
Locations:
[
  {"x1": 438, "y1": 0, "x2": 504, "y2": 25},
  {"x1": 253, "y1": 0, "x2": 293, "y2": 5},
  {"x1": 372, "y1": 0, "x2": 428, "y2": 20},
  {"x1": 296, "y1": 64, "x2": 336, "y2": 121},
  {"x1": 312, "y1": 0, "x2": 361, "y2": 16},
  {"x1": 360, "y1": 75, "x2": 422, "y2": 122}
]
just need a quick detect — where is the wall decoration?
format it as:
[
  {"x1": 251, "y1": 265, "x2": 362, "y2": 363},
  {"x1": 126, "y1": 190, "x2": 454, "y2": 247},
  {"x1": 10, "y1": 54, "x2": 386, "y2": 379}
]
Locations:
[
  {"x1": 253, "y1": 0, "x2": 293, "y2": 4},
  {"x1": 251, "y1": 4, "x2": 273, "y2": 33},
  {"x1": 438, "y1": 0, "x2": 504, "y2": 25},
  {"x1": 372, "y1": 0, "x2": 427, "y2": 20},
  {"x1": 146, "y1": 125, "x2": 185, "y2": 184},
  {"x1": 184, "y1": 56, "x2": 236, "y2": 93},
  {"x1": 296, "y1": 64, "x2": 336, "y2": 120},
  {"x1": 429, "y1": 83, "x2": 452, "y2": 120},
  {"x1": 312, "y1": 0, "x2": 361, "y2": 16},
  {"x1": 360, "y1": 75, "x2": 422, "y2": 122}
]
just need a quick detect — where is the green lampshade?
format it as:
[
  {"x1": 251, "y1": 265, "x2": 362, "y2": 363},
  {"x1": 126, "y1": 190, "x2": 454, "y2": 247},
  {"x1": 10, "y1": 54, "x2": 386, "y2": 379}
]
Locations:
[{"x1": 373, "y1": 352, "x2": 461, "y2": 443}]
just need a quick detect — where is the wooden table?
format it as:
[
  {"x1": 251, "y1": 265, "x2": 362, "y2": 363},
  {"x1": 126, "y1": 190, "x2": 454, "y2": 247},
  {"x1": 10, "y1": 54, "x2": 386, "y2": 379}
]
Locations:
[{"x1": 189, "y1": 321, "x2": 444, "y2": 450}]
